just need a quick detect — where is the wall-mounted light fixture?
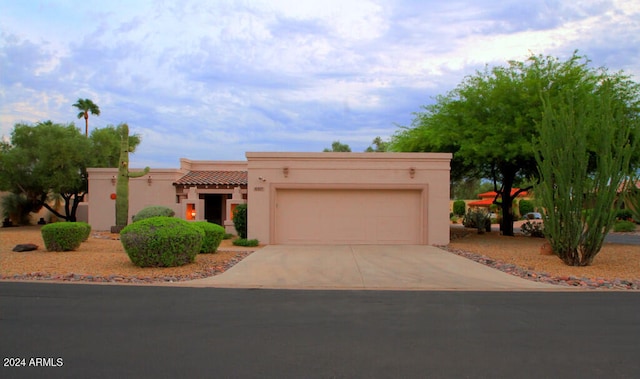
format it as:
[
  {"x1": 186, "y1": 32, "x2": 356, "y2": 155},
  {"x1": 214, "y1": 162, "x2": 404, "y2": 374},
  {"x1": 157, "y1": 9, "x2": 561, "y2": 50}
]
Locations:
[
  {"x1": 111, "y1": 176, "x2": 116, "y2": 185},
  {"x1": 147, "y1": 175, "x2": 152, "y2": 185},
  {"x1": 283, "y1": 166, "x2": 289, "y2": 178},
  {"x1": 186, "y1": 203, "x2": 196, "y2": 220},
  {"x1": 409, "y1": 167, "x2": 416, "y2": 179},
  {"x1": 258, "y1": 176, "x2": 267, "y2": 182}
]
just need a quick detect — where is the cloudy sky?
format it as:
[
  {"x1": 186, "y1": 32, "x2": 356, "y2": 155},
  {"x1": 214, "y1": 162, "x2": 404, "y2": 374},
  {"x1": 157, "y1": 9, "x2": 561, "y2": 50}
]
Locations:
[{"x1": 1, "y1": 0, "x2": 639, "y2": 168}]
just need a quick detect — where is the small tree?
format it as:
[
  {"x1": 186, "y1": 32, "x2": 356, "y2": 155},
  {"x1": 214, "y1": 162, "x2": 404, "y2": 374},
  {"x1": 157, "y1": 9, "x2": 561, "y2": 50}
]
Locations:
[
  {"x1": 365, "y1": 137, "x2": 388, "y2": 152},
  {"x1": 0, "y1": 121, "x2": 91, "y2": 222},
  {"x1": 232, "y1": 203, "x2": 248, "y2": 238},
  {"x1": 518, "y1": 199, "x2": 534, "y2": 217},
  {"x1": 534, "y1": 83, "x2": 636, "y2": 266},
  {"x1": 453, "y1": 200, "x2": 466, "y2": 216},
  {"x1": 1, "y1": 193, "x2": 34, "y2": 225},
  {"x1": 323, "y1": 141, "x2": 351, "y2": 152}
]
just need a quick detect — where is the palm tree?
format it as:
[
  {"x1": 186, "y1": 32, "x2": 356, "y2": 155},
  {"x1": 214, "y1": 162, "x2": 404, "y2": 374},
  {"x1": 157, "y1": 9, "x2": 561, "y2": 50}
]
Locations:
[{"x1": 72, "y1": 98, "x2": 100, "y2": 136}]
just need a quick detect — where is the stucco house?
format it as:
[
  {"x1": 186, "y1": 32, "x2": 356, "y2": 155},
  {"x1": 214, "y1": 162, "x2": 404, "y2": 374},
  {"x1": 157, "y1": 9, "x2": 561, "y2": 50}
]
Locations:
[{"x1": 87, "y1": 152, "x2": 452, "y2": 245}]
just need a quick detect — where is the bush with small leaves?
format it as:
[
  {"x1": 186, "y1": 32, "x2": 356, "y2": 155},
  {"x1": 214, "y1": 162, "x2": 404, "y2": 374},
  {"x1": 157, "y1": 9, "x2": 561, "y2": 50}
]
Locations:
[
  {"x1": 41, "y1": 222, "x2": 87, "y2": 251},
  {"x1": 521, "y1": 220, "x2": 545, "y2": 238},
  {"x1": 232, "y1": 203, "x2": 248, "y2": 239},
  {"x1": 132, "y1": 206, "x2": 175, "y2": 222},
  {"x1": 518, "y1": 200, "x2": 534, "y2": 218},
  {"x1": 453, "y1": 200, "x2": 466, "y2": 217},
  {"x1": 76, "y1": 221, "x2": 92, "y2": 241},
  {"x1": 462, "y1": 209, "x2": 491, "y2": 231},
  {"x1": 613, "y1": 220, "x2": 636, "y2": 233},
  {"x1": 232, "y1": 238, "x2": 259, "y2": 247},
  {"x1": 616, "y1": 209, "x2": 634, "y2": 221},
  {"x1": 192, "y1": 221, "x2": 225, "y2": 253},
  {"x1": 120, "y1": 217, "x2": 204, "y2": 267}
]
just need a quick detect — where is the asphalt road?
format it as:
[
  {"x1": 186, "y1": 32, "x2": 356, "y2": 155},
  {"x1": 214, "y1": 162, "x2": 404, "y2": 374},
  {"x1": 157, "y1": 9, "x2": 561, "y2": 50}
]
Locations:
[{"x1": 1, "y1": 282, "x2": 639, "y2": 379}]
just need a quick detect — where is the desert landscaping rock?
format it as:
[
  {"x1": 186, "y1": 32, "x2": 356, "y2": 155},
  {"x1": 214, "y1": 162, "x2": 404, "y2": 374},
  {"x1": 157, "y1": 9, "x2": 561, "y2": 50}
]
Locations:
[{"x1": 12, "y1": 243, "x2": 38, "y2": 252}]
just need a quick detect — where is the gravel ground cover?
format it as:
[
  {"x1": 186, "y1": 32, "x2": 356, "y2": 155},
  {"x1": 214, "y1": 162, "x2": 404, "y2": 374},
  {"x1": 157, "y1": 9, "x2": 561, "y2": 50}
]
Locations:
[
  {"x1": 448, "y1": 224, "x2": 640, "y2": 290},
  {"x1": 2, "y1": 224, "x2": 639, "y2": 289},
  {"x1": 0, "y1": 225, "x2": 256, "y2": 283}
]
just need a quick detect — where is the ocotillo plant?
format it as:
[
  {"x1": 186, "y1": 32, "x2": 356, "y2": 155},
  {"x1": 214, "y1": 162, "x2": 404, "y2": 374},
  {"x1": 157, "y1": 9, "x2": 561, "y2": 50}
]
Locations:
[{"x1": 114, "y1": 123, "x2": 149, "y2": 231}]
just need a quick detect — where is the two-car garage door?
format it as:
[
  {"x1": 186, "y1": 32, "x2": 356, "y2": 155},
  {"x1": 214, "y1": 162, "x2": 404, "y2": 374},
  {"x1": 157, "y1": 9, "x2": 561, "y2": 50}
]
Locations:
[{"x1": 274, "y1": 188, "x2": 424, "y2": 244}]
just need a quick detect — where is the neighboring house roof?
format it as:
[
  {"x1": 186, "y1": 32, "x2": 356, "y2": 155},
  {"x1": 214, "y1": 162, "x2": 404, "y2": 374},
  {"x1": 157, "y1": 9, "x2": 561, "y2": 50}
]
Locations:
[
  {"x1": 468, "y1": 188, "x2": 528, "y2": 207},
  {"x1": 173, "y1": 171, "x2": 248, "y2": 186},
  {"x1": 467, "y1": 198, "x2": 494, "y2": 207},
  {"x1": 476, "y1": 189, "x2": 528, "y2": 199}
]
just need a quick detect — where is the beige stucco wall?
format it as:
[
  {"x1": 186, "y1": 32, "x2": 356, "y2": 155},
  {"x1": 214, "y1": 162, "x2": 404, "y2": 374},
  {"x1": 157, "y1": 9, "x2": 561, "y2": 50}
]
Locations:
[
  {"x1": 178, "y1": 158, "x2": 247, "y2": 172},
  {"x1": 87, "y1": 168, "x2": 182, "y2": 230},
  {"x1": 87, "y1": 159, "x2": 249, "y2": 231},
  {"x1": 246, "y1": 152, "x2": 452, "y2": 245}
]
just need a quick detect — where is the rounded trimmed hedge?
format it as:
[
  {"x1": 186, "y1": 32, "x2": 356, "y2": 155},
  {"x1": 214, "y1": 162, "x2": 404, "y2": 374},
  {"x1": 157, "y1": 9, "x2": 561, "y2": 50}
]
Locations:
[
  {"x1": 120, "y1": 217, "x2": 204, "y2": 267},
  {"x1": 41, "y1": 222, "x2": 87, "y2": 251},
  {"x1": 613, "y1": 220, "x2": 637, "y2": 233},
  {"x1": 132, "y1": 206, "x2": 175, "y2": 222},
  {"x1": 76, "y1": 221, "x2": 92, "y2": 241},
  {"x1": 192, "y1": 221, "x2": 225, "y2": 253},
  {"x1": 232, "y1": 238, "x2": 260, "y2": 247}
]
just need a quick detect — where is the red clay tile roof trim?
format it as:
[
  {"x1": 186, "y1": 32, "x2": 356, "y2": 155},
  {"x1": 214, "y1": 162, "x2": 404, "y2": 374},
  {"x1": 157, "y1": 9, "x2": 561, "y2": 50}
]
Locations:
[{"x1": 173, "y1": 171, "x2": 248, "y2": 186}]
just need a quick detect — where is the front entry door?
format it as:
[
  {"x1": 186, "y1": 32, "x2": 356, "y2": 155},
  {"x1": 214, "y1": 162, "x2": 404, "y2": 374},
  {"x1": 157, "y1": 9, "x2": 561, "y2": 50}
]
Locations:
[{"x1": 204, "y1": 194, "x2": 224, "y2": 225}]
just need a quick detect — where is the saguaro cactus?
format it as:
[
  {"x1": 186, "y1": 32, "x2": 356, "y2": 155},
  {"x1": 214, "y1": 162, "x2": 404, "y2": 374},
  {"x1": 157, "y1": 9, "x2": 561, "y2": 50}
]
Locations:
[{"x1": 113, "y1": 123, "x2": 149, "y2": 232}]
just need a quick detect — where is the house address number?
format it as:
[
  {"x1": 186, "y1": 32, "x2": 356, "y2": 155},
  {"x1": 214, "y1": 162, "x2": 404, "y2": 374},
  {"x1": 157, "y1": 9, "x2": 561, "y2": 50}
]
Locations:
[{"x1": 254, "y1": 187, "x2": 264, "y2": 191}]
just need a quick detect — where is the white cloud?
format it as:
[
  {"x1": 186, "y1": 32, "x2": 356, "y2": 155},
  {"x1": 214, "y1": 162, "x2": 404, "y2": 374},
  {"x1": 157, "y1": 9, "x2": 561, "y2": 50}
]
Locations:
[{"x1": 1, "y1": 0, "x2": 639, "y2": 166}]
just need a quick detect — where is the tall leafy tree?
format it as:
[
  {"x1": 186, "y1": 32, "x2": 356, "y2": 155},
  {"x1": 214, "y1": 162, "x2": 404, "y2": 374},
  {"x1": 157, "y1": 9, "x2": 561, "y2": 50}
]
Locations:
[
  {"x1": 365, "y1": 136, "x2": 389, "y2": 152},
  {"x1": 0, "y1": 121, "x2": 90, "y2": 221},
  {"x1": 323, "y1": 141, "x2": 351, "y2": 152},
  {"x1": 390, "y1": 52, "x2": 640, "y2": 236},
  {"x1": 0, "y1": 122, "x2": 143, "y2": 222},
  {"x1": 89, "y1": 124, "x2": 141, "y2": 167},
  {"x1": 72, "y1": 98, "x2": 101, "y2": 136}
]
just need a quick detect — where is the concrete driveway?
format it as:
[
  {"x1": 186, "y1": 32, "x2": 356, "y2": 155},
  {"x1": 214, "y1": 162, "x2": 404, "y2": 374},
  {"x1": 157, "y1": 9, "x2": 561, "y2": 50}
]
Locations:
[{"x1": 184, "y1": 245, "x2": 563, "y2": 290}]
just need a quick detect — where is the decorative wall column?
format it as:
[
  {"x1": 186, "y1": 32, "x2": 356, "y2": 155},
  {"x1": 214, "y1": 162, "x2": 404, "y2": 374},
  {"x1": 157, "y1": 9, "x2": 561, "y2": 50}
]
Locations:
[
  {"x1": 181, "y1": 187, "x2": 204, "y2": 221},
  {"x1": 224, "y1": 186, "x2": 247, "y2": 234}
]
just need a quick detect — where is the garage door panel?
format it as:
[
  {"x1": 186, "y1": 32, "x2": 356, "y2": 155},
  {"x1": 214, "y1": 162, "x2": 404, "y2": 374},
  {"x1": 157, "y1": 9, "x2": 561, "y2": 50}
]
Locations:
[{"x1": 275, "y1": 189, "x2": 423, "y2": 244}]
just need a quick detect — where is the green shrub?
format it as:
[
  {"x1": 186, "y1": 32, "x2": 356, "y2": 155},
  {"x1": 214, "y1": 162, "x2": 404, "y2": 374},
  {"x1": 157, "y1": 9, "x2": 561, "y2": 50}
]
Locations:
[
  {"x1": 232, "y1": 238, "x2": 259, "y2": 247},
  {"x1": 76, "y1": 221, "x2": 92, "y2": 241},
  {"x1": 120, "y1": 217, "x2": 204, "y2": 267},
  {"x1": 453, "y1": 200, "x2": 466, "y2": 217},
  {"x1": 41, "y1": 222, "x2": 87, "y2": 251},
  {"x1": 232, "y1": 203, "x2": 248, "y2": 239},
  {"x1": 462, "y1": 209, "x2": 491, "y2": 231},
  {"x1": 616, "y1": 209, "x2": 634, "y2": 221},
  {"x1": 192, "y1": 221, "x2": 225, "y2": 253},
  {"x1": 521, "y1": 221, "x2": 545, "y2": 238},
  {"x1": 613, "y1": 220, "x2": 637, "y2": 233},
  {"x1": 1, "y1": 193, "x2": 33, "y2": 225},
  {"x1": 132, "y1": 206, "x2": 175, "y2": 222},
  {"x1": 518, "y1": 199, "x2": 534, "y2": 217},
  {"x1": 450, "y1": 215, "x2": 459, "y2": 224},
  {"x1": 223, "y1": 233, "x2": 234, "y2": 240}
]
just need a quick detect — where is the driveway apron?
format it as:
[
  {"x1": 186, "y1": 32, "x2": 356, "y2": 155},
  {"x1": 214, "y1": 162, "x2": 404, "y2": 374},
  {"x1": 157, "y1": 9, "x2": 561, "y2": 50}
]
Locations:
[{"x1": 183, "y1": 245, "x2": 562, "y2": 290}]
